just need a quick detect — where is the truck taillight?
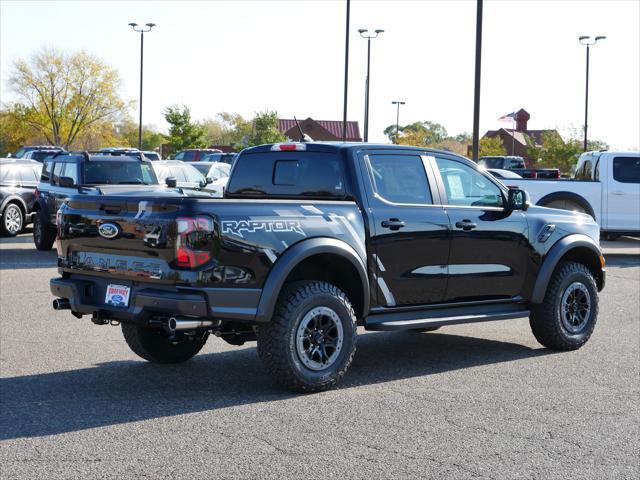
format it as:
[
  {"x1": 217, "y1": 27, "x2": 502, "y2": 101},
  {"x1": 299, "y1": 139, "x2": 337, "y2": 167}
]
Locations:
[
  {"x1": 175, "y1": 216, "x2": 214, "y2": 269},
  {"x1": 55, "y1": 210, "x2": 62, "y2": 254}
]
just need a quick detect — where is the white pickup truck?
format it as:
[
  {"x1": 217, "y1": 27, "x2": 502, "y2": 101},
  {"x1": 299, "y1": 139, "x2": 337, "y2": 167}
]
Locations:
[{"x1": 500, "y1": 151, "x2": 640, "y2": 238}]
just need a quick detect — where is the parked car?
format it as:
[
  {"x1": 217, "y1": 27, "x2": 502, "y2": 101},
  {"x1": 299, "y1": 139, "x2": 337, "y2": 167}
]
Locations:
[
  {"x1": 0, "y1": 159, "x2": 42, "y2": 236},
  {"x1": 500, "y1": 151, "x2": 640, "y2": 238},
  {"x1": 14, "y1": 146, "x2": 65, "y2": 159},
  {"x1": 22, "y1": 149, "x2": 62, "y2": 163},
  {"x1": 32, "y1": 151, "x2": 162, "y2": 250},
  {"x1": 174, "y1": 149, "x2": 222, "y2": 162},
  {"x1": 151, "y1": 160, "x2": 221, "y2": 196},
  {"x1": 200, "y1": 152, "x2": 237, "y2": 165},
  {"x1": 486, "y1": 168, "x2": 523, "y2": 179},
  {"x1": 51, "y1": 142, "x2": 605, "y2": 392}
]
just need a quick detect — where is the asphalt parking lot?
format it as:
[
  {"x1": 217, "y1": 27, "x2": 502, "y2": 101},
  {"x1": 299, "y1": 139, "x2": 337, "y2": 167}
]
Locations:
[{"x1": 1, "y1": 232, "x2": 638, "y2": 479}]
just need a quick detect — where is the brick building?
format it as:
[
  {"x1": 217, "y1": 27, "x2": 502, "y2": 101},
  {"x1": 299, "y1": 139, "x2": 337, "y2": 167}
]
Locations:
[
  {"x1": 482, "y1": 109, "x2": 562, "y2": 164},
  {"x1": 278, "y1": 118, "x2": 362, "y2": 142}
]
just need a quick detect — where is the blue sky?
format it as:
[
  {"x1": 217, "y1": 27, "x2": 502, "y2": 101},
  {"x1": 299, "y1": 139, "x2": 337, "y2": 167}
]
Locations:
[{"x1": 1, "y1": 0, "x2": 639, "y2": 149}]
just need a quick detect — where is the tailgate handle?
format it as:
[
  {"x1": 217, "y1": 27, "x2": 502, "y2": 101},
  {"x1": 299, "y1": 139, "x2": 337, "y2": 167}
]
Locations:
[{"x1": 99, "y1": 203, "x2": 122, "y2": 214}]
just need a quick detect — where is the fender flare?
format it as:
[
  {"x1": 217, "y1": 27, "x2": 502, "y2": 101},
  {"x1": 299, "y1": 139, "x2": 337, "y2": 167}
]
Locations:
[
  {"x1": 537, "y1": 191, "x2": 596, "y2": 220},
  {"x1": 531, "y1": 233, "x2": 603, "y2": 304},
  {"x1": 255, "y1": 237, "x2": 369, "y2": 322},
  {"x1": 0, "y1": 195, "x2": 28, "y2": 216}
]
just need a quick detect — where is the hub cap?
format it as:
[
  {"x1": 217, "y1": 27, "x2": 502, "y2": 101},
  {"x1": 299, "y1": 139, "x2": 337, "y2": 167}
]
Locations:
[
  {"x1": 560, "y1": 282, "x2": 591, "y2": 333},
  {"x1": 4, "y1": 205, "x2": 22, "y2": 234},
  {"x1": 295, "y1": 306, "x2": 344, "y2": 371}
]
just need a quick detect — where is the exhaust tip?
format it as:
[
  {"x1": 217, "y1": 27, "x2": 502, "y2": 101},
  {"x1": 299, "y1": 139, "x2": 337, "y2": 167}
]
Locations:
[
  {"x1": 168, "y1": 317, "x2": 178, "y2": 332},
  {"x1": 53, "y1": 298, "x2": 70, "y2": 310}
]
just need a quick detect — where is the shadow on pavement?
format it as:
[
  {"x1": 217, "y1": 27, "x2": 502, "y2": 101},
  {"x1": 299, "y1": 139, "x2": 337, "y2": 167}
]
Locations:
[
  {"x1": 0, "y1": 248, "x2": 57, "y2": 269},
  {"x1": 0, "y1": 331, "x2": 552, "y2": 440}
]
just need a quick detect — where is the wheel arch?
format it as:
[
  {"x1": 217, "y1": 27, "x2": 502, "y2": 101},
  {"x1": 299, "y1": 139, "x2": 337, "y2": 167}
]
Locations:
[
  {"x1": 537, "y1": 191, "x2": 596, "y2": 220},
  {"x1": 255, "y1": 237, "x2": 369, "y2": 322},
  {"x1": 1, "y1": 195, "x2": 27, "y2": 217},
  {"x1": 531, "y1": 234, "x2": 604, "y2": 304}
]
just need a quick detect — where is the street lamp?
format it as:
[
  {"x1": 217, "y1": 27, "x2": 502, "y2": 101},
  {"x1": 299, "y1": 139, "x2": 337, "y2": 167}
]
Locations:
[
  {"x1": 129, "y1": 22, "x2": 156, "y2": 150},
  {"x1": 579, "y1": 35, "x2": 606, "y2": 152},
  {"x1": 391, "y1": 101, "x2": 405, "y2": 144},
  {"x1": 359, "y1": 28, "x2": 384, "y2": 142}
]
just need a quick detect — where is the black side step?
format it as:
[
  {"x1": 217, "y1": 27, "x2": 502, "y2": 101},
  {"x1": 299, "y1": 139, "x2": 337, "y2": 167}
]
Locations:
[{"x1": 364, "y1": 303, "x2": 530, "y2": 331}]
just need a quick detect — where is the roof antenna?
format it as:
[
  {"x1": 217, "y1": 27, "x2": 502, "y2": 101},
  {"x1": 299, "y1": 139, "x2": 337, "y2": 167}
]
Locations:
[{"x1": 293, "y1": 116, "x2": 313, "y2": 142}]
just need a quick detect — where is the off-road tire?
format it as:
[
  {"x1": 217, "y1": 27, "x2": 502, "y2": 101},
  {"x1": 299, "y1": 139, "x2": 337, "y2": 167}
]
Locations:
[
  {"x1": 121, "y1": 323, "x2": 208, "y2": 363},
  {"x1": 529, "y1": 261, "x2": 598, "y2": 350},
  {"x1": 1, "y1": 203, "x2": 23, "y2": 237},
  {"x1": 33, "y1": 212, "x2": 56, "y2": 251},
  {"x1": 256, "y1": 281, "x2": 358, "y2": 393}
]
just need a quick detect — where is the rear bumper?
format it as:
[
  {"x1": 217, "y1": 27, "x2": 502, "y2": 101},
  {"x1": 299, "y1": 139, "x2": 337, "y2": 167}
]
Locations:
[{"x1": 50, "y1": 275, "x2": 262, "y2": 324}]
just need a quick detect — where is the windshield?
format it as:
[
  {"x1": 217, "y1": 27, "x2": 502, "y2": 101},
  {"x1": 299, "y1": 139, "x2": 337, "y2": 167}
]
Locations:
[
  {"x1": 83, "y1": 161, "x2": 159, "y2": 185},
  {"x1": 191, "y1": 163, "x2": 211, "y2": 175}
]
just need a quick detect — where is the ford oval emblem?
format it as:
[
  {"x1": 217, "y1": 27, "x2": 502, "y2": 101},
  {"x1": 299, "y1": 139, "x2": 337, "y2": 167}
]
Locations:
[{"x1": 98, "y1": 223, "x2": 120, "y2": 239}]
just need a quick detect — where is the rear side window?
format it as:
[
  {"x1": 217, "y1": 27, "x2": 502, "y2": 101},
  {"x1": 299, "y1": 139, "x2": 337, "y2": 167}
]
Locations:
[
  {"x1": 479, "y1": 157, "x2": 504, "y2": 169},
  {"x1": 367, "y1": 154, "x2": 432, "y2": 204},
  {"x1": 62, "y1": 163, "x2": 79, "y2": 184},
  {"x1": 52, "y1": 162, "x2": 64, "y2": 185},
  {"x1": 18, "y1": 166, "x2": 41, "y2": 183},
  {"x1": 41, "y1": 160, "x2": 52, "y2": 182},
  {"x1": 227, "y1": 152, "x2": 345, "y2": 198},
  {"x1": 612, "y1": 156, "x2": 640, "y2": 183},
  {"x1": 508, "y1": 158, "x2": 525, "y2": 168},
  {"x1": 181, "y1": 151, "x2": 196, "y2": 161},
  {"x1": 0, "y1": 166, "x2": 17, "y2": 183}
]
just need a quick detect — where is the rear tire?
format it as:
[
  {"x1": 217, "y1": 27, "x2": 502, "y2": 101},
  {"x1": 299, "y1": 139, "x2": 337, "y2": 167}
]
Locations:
[
  {"x1": 121, "y1": 323, "x2": 208, "y2": 363},
  {"x1": 529, "y1": 261, "x2": 598, "y2": 350},
  {"x1": 33, "y1": 212, "x2": 56, "y2": 251},
  {"x1": 257, "y1": 281, "x2": 357, "y2": 393},
  {"x1": 1, "y1": 203, "x2": 23, "y2": 237}
]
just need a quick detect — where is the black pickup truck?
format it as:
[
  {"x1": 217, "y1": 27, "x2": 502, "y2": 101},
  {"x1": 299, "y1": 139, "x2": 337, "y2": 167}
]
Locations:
[{"x1": 51, "y1": 142, "x2": 605, "y2": 392}]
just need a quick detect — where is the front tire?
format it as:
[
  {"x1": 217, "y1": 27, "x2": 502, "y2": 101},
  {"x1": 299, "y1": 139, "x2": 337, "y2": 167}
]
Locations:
[
  {"x1": 257, "y1": 281, "x2": 357, "y2": 392},
  {"x1": 33, "y1": 212, "x2": 56, "y2": 251},
  {"x1": 529, "y1": 261, "x2": 598, "y2": 350},
  {"x1": 121, "y1": 323, "x2": 208, "y2": 363},
  {"x1": 1, "y1": 203, "x2": 23, "y2": 237}
]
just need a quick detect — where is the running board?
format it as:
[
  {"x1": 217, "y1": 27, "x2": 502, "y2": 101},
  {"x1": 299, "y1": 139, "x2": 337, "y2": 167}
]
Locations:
[{"x1": 364, "y1": 303, "x2": 530, "y2": 331}]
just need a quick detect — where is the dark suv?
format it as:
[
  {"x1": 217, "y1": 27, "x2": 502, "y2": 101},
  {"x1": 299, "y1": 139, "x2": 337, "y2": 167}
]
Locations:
[
  {"x1": 14, "y1": 146, "x2": 65, "y2": 159},
  {"x1": 0, "y1": 159, "x2": 42, "y2": 236},
  {"x1": 32, "y1": 151, "x2": 160, "y2": 250}
]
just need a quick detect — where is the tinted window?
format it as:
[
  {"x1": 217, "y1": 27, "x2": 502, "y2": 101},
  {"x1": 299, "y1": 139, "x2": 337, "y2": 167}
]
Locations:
[
  {"x1": 478, "y1": 157, "x2": 504, "y2": 169},
  {"x1": 436, "y1": 157, "x2": 504, "y2": 208},
  {"x1": 192, "y1": 163, "x2": 211, "y2": 175},
  {"x1": 612, "y1": 156, "x2": 640, "y2": 183},
  {"x1": 201, "y1": 154, "x2": 222, "y2": 162},
  {"x1": 368, "y1": 155, "x2": 432, "y2": 205},
  {"x1": 227, "y1": 152, "x2": 344, "y2": 198},
  {"x1": 143, "y1": 152, "x2": 159, "y2": 161},
  {"x1": 83, "y1": 161, "x2": 158, "y2": 185},
  {"x1": 174, "y1": 152, "x2": 184, "y2": 160},
  {"x1": 41, "y1": 160, "x2": 52, "y2": 182},
  {"x1": 52, "y1": 162, "x2": 64, "y2": 185},
  {"x1": 182, "y1": 151, "x2": 196, "y2": 161},
  {"x1": 31, "y1": 151, "x2": 57, "y2": 162},
  {"x1": 575, "y1": 160, "x2": 593, "y2": 180},
  {"x1": 507, "y1": 158, "x2": 525, "y2": 168}
]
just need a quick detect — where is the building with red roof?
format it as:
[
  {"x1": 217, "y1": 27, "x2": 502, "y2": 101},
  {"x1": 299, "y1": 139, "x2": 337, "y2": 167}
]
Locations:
[{"x1": 278, "y1": 118, "x2": 362, "y2": 142}]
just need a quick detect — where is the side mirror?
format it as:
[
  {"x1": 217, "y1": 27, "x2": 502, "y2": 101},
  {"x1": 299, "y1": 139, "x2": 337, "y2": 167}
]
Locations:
[
  {"x1": 508, "y1": 188, "x2": 530, "y2": 211},
  {"x1": 206, "y1": 177, "x2": 214, "y2": 184},
  {"x1": 165, "y1": 177, "x2": 177, "y2": 188},
  {"x1": 59, "y1": 176, "x2": 75, "y2": 187}
]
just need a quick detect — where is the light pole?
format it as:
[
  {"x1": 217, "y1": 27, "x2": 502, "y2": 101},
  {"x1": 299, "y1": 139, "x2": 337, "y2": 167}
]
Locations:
[
  {"x1": 579, "y1": 35, "x2": 605, "y2": 152},
  {"x1": 391, "y1": 101, "x2": 405, "y2": 144},
  {"x1": 342, "y1": 0, "x2": 351, "y2": 142},
  {"x1": 359, "y1": 28, "x2": 384, "y2": 142},
  {"x1": 471, "y1": 0, "x2": 483, "y2": 162},
  {"x1": 129, "y1": 22, "x2": 156, "y2": 150}
]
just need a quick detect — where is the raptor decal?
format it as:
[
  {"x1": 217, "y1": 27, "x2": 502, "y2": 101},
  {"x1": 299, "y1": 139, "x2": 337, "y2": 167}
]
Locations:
[{"x1": 221, "y1": 219, "x2": 306, "y2": 238}]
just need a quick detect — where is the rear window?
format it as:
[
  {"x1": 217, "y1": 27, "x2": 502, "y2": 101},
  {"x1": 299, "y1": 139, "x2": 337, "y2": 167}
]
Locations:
[
  {"x1": 478, "y1": 157, "x2": 504, "y2": 168},
  {"x1": 227, "y1": 152, "x2": 345, "y2": 198},
  {"x1": 30, "y1": 151, "x2": 57, "y2": 162},
  {"x1": 83, "y1": 161, "x2": 158, "y2": 185}
]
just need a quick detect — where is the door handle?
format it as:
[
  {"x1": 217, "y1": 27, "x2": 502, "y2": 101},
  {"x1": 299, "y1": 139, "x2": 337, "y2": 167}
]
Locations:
[
  {"x1": 455, "y1": 220, "x2": 477, "y2": 231},
  {"x1": 381, "y1": 218, "x2": 405, "y2": 230},
  {"x1": 611, "y1": 191, "x2": 625, "y2": 195}
]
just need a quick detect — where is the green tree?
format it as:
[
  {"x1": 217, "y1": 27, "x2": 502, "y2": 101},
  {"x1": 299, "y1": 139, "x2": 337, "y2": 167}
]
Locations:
[
  {"x1": 202, "y1": 112, "x2": 252, "y2": 150},
  {"x1": 479, "y1": 136, "x2": 507, "y2": 157},
  {"x1": 527, "y1": 128, "x2": 608, "y2": 174},
  {"x1": 116, "y1": 119, "x2": 165, "y2": 151},
  {"x1": 9, "y1": 47, "x2": 128, "y2": 148},
  {"x1": 385, "y1": 120, "x2": 448, "y2": 145},
  {"x1": 163, "y1": 105, "x2": 206, "y2": 153},
  {"x1": 248, "y1": 110, "x2": 286, "y2": 147}
]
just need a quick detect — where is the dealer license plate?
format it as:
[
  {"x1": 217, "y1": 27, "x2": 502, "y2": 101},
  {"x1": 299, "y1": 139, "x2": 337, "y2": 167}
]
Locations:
[{"x1": 105, "y1": 284, "x2": 131, "y2": 307}]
